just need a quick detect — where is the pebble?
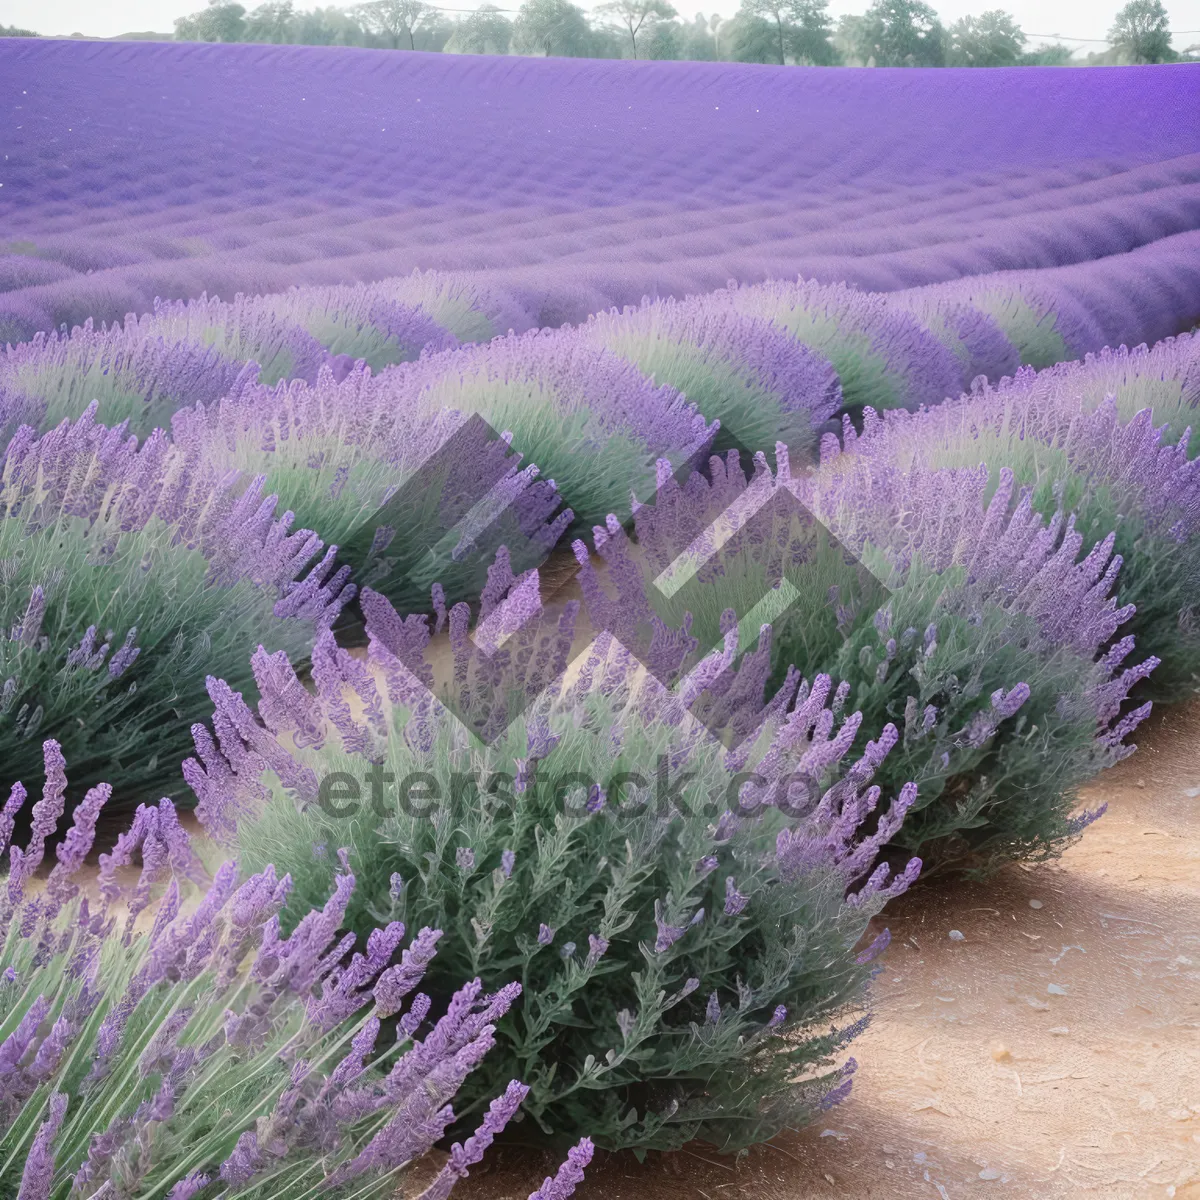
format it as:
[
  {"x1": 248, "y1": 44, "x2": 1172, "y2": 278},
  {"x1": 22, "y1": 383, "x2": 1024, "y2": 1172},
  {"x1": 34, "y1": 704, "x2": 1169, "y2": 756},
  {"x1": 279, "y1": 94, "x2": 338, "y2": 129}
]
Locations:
[
  {"x1": 1026, "y1": 997, "x2": 1051, "y2": 1010},
  {"x1": 1168, "y1": 1109, "x2": 1193, "y2": 1121},
  {"x1": 1136, "y1": 778, "x2": 1146, "y2": 788},
  {"x1": 948, "y1": 929, "x2": 965, "y2": 941},
  {"x1": 1185, "y1": 787, "x2": 1200, "y2": 798},
  {"x1": 1047, "y1": 983, "x2": 1068, "y2": 995},
  {"x1": 1138, "y1": 1093, "x2": 1157, "y2": 1110},
  {"x1": 1049, "y1": 1026, "x2": 1070, "y2": 1035},
  {"x1": 1028, "y1": 899, "x2": 1044, "y2": 909},
  {"x1": 979, "y1": 1166, "x2": 1003, "y2": 1180},
  {"x1": 991, "y1": 1044, "x2": 1012, "y2": 1062}
]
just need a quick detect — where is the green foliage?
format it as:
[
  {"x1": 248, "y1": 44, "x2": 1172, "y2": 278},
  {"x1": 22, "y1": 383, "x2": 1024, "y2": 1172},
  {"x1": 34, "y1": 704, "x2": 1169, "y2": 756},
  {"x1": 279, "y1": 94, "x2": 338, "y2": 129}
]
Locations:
[
  {"x1": 174, "y1": 1, "x2": 247, "y2": 43},
  {"x1": 229, "y1": 641, "x2": 902, "y2": 1152},
  {"x1": 512, "y1": 0, "x2": 594, "y2": 56},
  {"x1": 946, "y1": 10, "x2": 1026, "y2": 67},
  {"x1": 1109, "y1": 0, "x2": 1174, "y2": 64},
  {"x1": 1020, "y1": 41, "x2": 1076, "y2": 65},
  {"x1": 449, "y1": 4, "x2": 514, "y2": 54},
  {"x1": 855, "y1": 0, "x2": 945, "y2": 66},
  {"x1": 732, "y1": 0, "x2": 837, "y2": 64},
  {"x1": 595, "y1": 0, "x2": 677, "y2": 58}
]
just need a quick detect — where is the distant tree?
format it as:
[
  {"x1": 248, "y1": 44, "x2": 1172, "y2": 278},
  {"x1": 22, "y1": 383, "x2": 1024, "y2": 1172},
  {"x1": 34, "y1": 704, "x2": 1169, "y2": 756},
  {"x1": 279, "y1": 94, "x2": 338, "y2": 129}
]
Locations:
[
  {"x1": 1108, "y1": 0, "x2": 1173, "y2": 63},
  {"x1": 588, "y1": 24, "x2": 626, "y2": 55},
  {"x1": 512, "y1": 0, "x2": 592, "y2": 56},
  {"x1": 833, "y1": 12, "x2": 868, "y2": 62},
  {"x1": 244, "y1": 0, "x2": 295, "y2": 41},
  {"x1": 0, "y1": 23, "x2": 40, "y2": 35},
  {"x1": 727, "y1": 11, "x2": 777, "y2": 60},
  {"x1": 174, "y1": 1, "x2": 247, "y2": 42},
  {"x1": 729, "y1": 0, "x2": 836, "y2": 63},
  {"x1": 450, "y1": 3, "x2": 513, "y2": 52},
  {"x1": 291, "y1": 6, "x2": 369, "y2": 43},
  {"x1": 677, "y1": 13, "x2": 716, "y2": 58},
  {"x1": 856, "y1": 0, "x2": 944, "y2": 66},
  {"x1": 947, "y1": 9, "x2": 1025, "y2": 65},
  {"x1": 595, "y1": 0, "x2": 676, "y2": 57},
  {"x1": 1020, "y1": 40, "x2": 1075, "y2": 64},
  {"x1": 643, "y1": 17, "x2": 682, "y2": 57},
  {"x1": 351, "y1": 0, "x2": 434, "y2": 49}
]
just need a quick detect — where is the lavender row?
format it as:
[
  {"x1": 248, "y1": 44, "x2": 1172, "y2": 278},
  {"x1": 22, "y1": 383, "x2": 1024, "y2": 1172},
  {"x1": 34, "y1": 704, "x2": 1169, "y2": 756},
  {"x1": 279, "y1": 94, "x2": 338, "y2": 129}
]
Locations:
[
  {"x1": 821, "y1": 332, "x2": 1200, "y2": 698},
  {"x1": 0, "y1": 271, "x2": 535, "y2": 443},
  {"x1": 0, "y1": 740, "x2": 592, "y2": 1199},
  {"x1": 0, "y1": 404, "x2": 350, "y2": 810}
]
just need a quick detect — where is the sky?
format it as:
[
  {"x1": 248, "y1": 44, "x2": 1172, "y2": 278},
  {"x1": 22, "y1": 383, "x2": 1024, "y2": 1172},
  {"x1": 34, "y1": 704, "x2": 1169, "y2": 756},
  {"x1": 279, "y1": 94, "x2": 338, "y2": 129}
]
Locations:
[{"x1": 3, "y1": 0, "x2": 1200, "y2": 48}]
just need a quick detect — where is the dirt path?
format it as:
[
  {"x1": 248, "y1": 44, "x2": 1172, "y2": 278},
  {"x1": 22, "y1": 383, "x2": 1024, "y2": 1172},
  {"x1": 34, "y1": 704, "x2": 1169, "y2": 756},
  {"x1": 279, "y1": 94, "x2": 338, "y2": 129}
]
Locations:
[{"x1": 463, "y1": 700, "x2": 1200, "y2": 1200}]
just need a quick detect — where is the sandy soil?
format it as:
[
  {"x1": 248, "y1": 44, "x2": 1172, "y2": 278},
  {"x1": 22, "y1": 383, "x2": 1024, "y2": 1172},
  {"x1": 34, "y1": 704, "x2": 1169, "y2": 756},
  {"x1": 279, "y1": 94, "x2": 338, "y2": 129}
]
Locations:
[{"x1": 460, "y1": 699, "x2": 1200, "y2": 1200}]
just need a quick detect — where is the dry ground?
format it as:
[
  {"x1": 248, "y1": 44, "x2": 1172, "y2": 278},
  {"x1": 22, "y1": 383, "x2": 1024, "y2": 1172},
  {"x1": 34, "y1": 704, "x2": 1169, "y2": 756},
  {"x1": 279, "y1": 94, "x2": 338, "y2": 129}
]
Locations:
[{"x1": 460, "y1": 700, "x2": 1200, "y2": 1200}]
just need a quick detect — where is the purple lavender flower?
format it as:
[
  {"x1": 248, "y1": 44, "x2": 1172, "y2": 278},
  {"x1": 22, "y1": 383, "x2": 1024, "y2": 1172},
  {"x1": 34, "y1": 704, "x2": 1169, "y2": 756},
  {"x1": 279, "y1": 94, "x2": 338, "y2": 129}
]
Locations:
[
  {"x1": 17, "y1": 1092, "x2": 68, "y2": 1200},
  {"x1": 422, "y1": 1080, "x2": 531, "y2": 1200},
  {"x1": 723, "y1": 877, "x2": 749, "y2": 917},
  {"x1": 537, "y1": 924, "x2": 555, "y2": 947},
  {"x1": 527, "y1": 1137, "x2": 595, "y2": 1200}
]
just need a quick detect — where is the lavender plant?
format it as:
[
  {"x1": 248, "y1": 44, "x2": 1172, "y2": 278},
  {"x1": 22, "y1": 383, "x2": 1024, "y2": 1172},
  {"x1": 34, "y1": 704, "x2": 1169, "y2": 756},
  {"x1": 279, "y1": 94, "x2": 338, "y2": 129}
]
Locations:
[
  {"x1": 373, "y1": 329, "x2": 719, "y2": 530},
  {"x1": 577, "y1": 447, "x2": 1150, "y2": 866},
  {"x1": 0, "y1": 320, "x2": 258, "y2": 444},
  {"x1": 177, "y1": 330, "x2": 714, "y2": 614},
  {"x1": 838, "y1": 333, "x2": 1200, "y2": 697},
  {"x1": 260, "y1": 271, "x2": 537, "y2": 372},
  {"x1": 885, "y1": 291, "x2": 1020, "y2": 391},
  {"x1": 187, "y1": 574, "x2": 921, "y2": 1152},
  {"x1": 140, "y1": 294, "x2": 332, "y2": 388},
  {"x1": 171, "y1": 364, "x2": 573, "y2": 617},
  {"x1": 0, "y1": 741, "x2": 593, "y2": 1200},
  {"x1": 893, "y1": 275, "x2": 1107, "y2": 369},
  {"x1": 577, "y1": 295, "x2": 842, "y2": 458},
  {"x1": 718, "y1": 278, "x2": 964, "y2": 415},
  {"x1": 0, "y1": 405, "x2": 350, "y2": 809}
]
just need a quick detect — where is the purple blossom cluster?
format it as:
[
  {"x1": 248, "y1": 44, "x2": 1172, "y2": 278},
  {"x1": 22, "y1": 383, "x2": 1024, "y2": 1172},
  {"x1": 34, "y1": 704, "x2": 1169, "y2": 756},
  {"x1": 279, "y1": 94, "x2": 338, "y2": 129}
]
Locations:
[
  {"x1": 577, "y1": 293, "x2": 843, "y2": 457},
  {"x1": 719, "y1": 277, "x2": 966, "y2": 412},
  {"x1": 0, "y1": 402, "x2": 352, "y2": 804},
  {"x1": 0, "y1": 741, "x2": 592, "y2": 1200},
  {"x1": 819, "y1": 332, "x2": 1200, "y2": 696},
  {"x1": 181, "y1": 556, "x2": 923, "y2": 1149}
]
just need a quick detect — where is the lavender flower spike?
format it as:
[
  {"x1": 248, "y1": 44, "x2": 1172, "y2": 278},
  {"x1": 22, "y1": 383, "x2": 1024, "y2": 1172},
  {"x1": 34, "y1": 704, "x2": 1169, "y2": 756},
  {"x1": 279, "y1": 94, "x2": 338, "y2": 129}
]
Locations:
[
  {"x1": 421, "y1": 1080, "x2": 531, "y2": 1200},
  {"x1": 527, "y1": 1138, "x2": 596, "y2": 1200},
  {"x1": 18, "y1": 1092, "x2": 68, "y2": 1200}
]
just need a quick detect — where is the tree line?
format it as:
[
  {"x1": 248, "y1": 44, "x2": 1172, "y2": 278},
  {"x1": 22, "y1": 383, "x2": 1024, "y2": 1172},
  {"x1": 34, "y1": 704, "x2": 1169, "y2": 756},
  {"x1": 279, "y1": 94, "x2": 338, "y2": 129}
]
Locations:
[{"x1": 2, "y1": 1, "x2": 1192, "y2": 66}]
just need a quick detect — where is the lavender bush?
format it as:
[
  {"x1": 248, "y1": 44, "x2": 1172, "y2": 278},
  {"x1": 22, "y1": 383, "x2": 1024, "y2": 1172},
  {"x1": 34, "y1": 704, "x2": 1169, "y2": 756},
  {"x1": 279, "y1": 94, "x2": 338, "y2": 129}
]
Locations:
[
  {"x1": 0, "y1": 320, "x2": 257, "y2": 445},
  {"x1": 577, "y1": 448, "x2": 1150, "y2": 866},
  {"x1": 719, "y1": 279, "x2": 965, "y2": 415},
  {"x1": 260, "y1": 271, "x2": 536, "y2": 372},
  {"x1": 187, "y1": 574, "x2": 921, "y2": 1152},
  {"x1": 0, "y1": 741, "x2": 593, "y2": 1199},
  {"x1": 832, "y1": 333, "x2": 1200, "y2": 698},
  {"x1": 893, "y1": 275, "x2": 1107, "y2": 369},
  {"x1": 885, "y1": 290, "x2": 1021, "y2": 390},
  {"x1": 577, "y1": 295, "x2": 842, "y2": 458},
  {"x1": 176, "y1": 328, "x2": 714, "y2": 615},
  {"x1": 0, "y1": 406, "x2": 350, "y2": 808},
  {"x1": 172, "y1": 366, "x2": 572, "y2": 616}
]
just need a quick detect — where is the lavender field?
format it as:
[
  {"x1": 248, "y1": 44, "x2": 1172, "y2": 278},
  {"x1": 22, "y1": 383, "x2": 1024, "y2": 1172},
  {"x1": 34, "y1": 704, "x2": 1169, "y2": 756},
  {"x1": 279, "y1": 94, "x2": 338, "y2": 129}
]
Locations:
[
  {"x1": 3, "y1": 41, "x2": 1200, "y2": 334},
  {"x1": 1, "y1": 33, "x2": 1199, "y2": 1200}
]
